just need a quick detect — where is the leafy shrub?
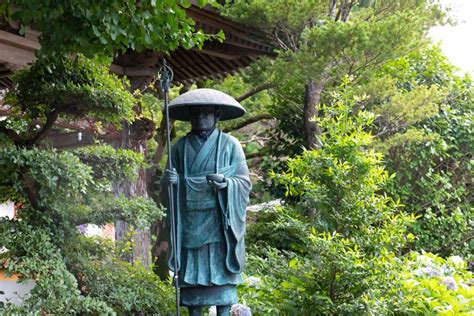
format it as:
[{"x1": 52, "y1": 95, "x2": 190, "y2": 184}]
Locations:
[
  {"x1": 378, "y1": 49, "x2": 474, "y2": 258},
  {"x1": 0, "y1": 146, "x2": 169, "y2": 314},
  {"x1": 239, "y1": 99, "x2": 417, "y2": 314},
  {"x1": 239, "y1": 97, "x2": 473, "y2": 314},
  {"x1": 0, "y1": 220, "x2": 114, "y2": 314},
  {"x1": 363, "y1": 252, "x2": 474, "y2": 315},
  {"x1": 7, "y1": 55, "x2": 135, "y2": 126}
]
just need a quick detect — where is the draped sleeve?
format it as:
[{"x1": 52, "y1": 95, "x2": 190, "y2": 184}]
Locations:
[
  {"x1": 161, "y1": 137, "x2": 186, "y2": 272},
  {"x1": 218, "y1": 135, "x2": 252, "y2": 273}
]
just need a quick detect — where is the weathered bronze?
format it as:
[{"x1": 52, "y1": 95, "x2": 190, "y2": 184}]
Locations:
[{"x1": 162, "y1": 89, "x2": 251, "y2": 316}]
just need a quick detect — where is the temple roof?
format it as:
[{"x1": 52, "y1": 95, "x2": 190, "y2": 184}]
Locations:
[{"x1": 0, "y1": 3, "x2": 274, "y2": 89}]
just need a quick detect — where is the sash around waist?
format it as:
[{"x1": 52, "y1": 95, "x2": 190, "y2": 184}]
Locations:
[
  {"x1": 185, "y1": 176, "x2": 216, "y2": 211},
  {"x1": 183, "y1": 162, "x2": 243, "y2": 210},
  {"x1": 181, "y1": 175, "x2": 224, "y2": 247}
]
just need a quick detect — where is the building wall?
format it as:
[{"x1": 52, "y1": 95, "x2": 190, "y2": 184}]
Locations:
[{"x1": 0, "y1": 201, "x2": 14, "y2": 219}]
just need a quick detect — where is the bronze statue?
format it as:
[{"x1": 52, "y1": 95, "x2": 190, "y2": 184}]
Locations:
[{"x1": 162, "y1": 89, "x2": 251, "y2": 316}]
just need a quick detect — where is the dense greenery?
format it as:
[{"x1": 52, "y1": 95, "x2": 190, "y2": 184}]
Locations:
[
  {"x1": 0, "y1": 0, "x2": 221, "y2": 59},
  {"x1": 0, "y1": 144, "x2": 169, "y2": 313},
  {"x1": 238, "y1": 95, "x2": 473, "y2": 315},
  {"x1": 379, "y1": 49, "x2": 473, "y2": 257},
  {"x1": 0, "y1": 0, "x2": 472, "y2": 314},
  {"x1": 215, "y1": 1, "x2": 473, "y2": 314},
  {"x1": 0, "y1": 51, "x2": 171, "y2": 314},
  {"x1": 1, "y1": 55, "x2": 135, "y2": 148}
]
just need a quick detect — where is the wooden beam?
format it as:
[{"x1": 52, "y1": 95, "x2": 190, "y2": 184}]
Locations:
[
  {"x1": 0, "y1": 42, "x2": 36, "y2": 66},
  {"x1": 186, "y1": 6, "x2": 273, "y2": 49},
  {"x1": 0, "y1": 30, "x2": 40, "y2": 51},
  {"x1": 109, "y1": 64, "x2": 158, "y2": 77},
  {"x1": 42, "y1": 131, "x2": 95, "y2": 149},
  {"x1": 0, "y1": 30, "x2": 39, "y2": 66}
]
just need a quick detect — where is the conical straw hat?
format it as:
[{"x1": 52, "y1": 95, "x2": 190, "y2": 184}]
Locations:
[{"x1": 168, "y1": 88, "x2": 245, "y2": 121}]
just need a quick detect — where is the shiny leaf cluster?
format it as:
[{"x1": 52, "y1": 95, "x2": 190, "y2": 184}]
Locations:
[
  {"x1": 0, "y1": 0, "x2": 220, "y2": 58},
  {"x1": 377, "y1": 48, "x2": 474, "y2": 257},
  {"x1": 0, "y1": 146, "x2": 167, "y2": 313},
  {"x1": 74, "y1": 144, "x2": 146, "y2": 183},
  {"x1": 7, "y1": 55, "x2": 135, "y2": 126}
]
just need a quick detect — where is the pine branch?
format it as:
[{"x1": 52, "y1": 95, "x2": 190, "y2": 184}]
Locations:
[
  {"x1": 235, "y1": 82, "x2": 274, "y2": 102},
  {"x1": 245, "y1": 151, "x2": 267, "y2": 160},
  {"x1": 23, "y1": 109, "x2": 59, "y2": 148},
  {"x1": 222, "y1": 113, "x2": 273, "y2": 132}
]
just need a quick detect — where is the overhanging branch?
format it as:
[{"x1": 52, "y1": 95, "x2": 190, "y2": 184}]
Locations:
[
  {"x1": 235, "y1": 82, "x2": 274, "y2": 102},
  {"x1": 222, "y1": 113, "x2": 273, "y2": 132},
  {"x1": 245, "y1": 151, "x2": 266, "y2": 160},
  {"x1": 0, "y1": 123, "x2": 23, "y2": 143},
  {"x1": 23, "y1": 109, "x2": 59, "y2": 148}
]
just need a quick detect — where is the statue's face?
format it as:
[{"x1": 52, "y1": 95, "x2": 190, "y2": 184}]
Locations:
[{"x1": 189, "y1": 105, "x2": 217, "y2": 132}]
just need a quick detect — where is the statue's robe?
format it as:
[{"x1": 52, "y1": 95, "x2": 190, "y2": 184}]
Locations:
[{"x1": 163, "y1": 128, "x2": 251, "y2": 306}]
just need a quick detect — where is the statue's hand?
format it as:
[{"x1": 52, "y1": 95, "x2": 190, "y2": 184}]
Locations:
[
  {"x1": 164, "y1": 168, "x2": 179, "y2": 185},
  {"x1": 206, "y1": 173, "x2": 227, "y2": 190}
]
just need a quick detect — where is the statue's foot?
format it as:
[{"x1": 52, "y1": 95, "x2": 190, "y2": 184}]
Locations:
[{"x1": 217, "y1": 305, "x2": 231, "y2": 316}]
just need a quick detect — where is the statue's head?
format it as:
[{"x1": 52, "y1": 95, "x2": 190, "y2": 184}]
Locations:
[
  {"x1": 168, "y1": 89, "x2": 245, "y2": 124},
  {"x1": 189, "y1": 105, "x2": 220, "y2": 132}
]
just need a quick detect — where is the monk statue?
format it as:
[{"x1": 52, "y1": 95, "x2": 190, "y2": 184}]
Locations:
[{"x1": 162, "y1": 89, "x2": 252, "y2": 316}]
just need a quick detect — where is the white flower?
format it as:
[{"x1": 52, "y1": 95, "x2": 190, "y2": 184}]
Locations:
[
  {"x1": 231, "y1": 304, "x2": 252, "y2": 316},
  {"x1": 245, "y1": 276, "x2": 261, "y2": 287},
  {"x1": 442, "y1": 276, "x2": 458, "y2": 291},
  {"x1": 426, "y1": 267, "x2": 443, "y2": 277},
  {"x1": 417, "y1": 254, "x2": 433, "y2": 264},
  {"x1": 415, "y1": 266, "x2": 442, "y2": 278},
  {"x1": 448, "y1": 256, "x2": 464, "y2": 268}
]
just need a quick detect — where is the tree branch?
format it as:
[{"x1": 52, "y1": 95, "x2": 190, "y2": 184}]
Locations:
[
  {"x1": 245, "y1": 151, "x2": 267, "y2": 160},
  {"x1": 235, "y1": 82, "x2": 274, "y2": 102},
  {"x1": 23, "y1": 109, "x2": 59, "y2": 148},
  {"x1": 0, "y1": 123, "x2": 23, "y2": 144},
  {"x1": 328, "y1": 0, "x2": 337, "y2": 18},
  {"x1": 222, "y1": 113, "x2": 273, "y2": 133}
]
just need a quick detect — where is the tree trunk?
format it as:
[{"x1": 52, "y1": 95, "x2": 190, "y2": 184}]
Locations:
[
  {"x1": 303, "y1": 79, "x2": 324, "y2": 149},
  {"x1": 115, "y1": 76, "x2": 155, "y2": 269}
]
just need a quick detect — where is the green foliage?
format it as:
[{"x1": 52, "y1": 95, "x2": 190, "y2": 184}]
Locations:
[
  {"x1": 74, "y1": 144, "x2": 146, "y2": 183},
  {"x1": 373, "y1": 48, "x2": 474, "y2": 257},
  {"x1": 0, "y1": 146, "x2": 163, "y2": 229},
  {"x1": 0, "y1": 0, "x2": 221, "y2": 59},
  {"x1": 363, "y1": 252, "x2": 474, "y2": 315},
  {"x1": 0, "y1": 146, "x2": 168, "y2": 313},
  {"x1": 7, "y1": 55, "x2": 135, "y2": 126},
  {"x1": 0, "y1": 147, "x2": 94, "y2": 208},
  {"x1": 0, "y1": 221, "x2": 114, "y2": 314},
  {"x1": 239, "y1": 98, "x2": 422, "y2": 314},
  {"x1": 246, "y1": 206, "x2": 309, "y2": 254},
  {"x1": 241, "y1": 244, "x2": 474, "y2": 315},
  {"x1": 224, "y1": 0, "x2": 445, "y2": 159},
  {"x1": 271, "y1": 98, "x2": 406, "y2": 245},
  {"x1": 0, "y1": 219, "x2": 175, "y2": 314},
  {"x1": 65, "y1": 236, "x2": 175, "y2": 314}
]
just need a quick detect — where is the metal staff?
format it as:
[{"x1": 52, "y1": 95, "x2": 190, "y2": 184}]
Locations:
[{"x1": 159, "y1": 59, "x2": 180, "y2": 316}]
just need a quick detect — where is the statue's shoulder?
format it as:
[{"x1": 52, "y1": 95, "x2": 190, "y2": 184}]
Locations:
[
  {"x1": 220, "y1": 131, "x2": 241, "y2": 147},
  {"x1": 171, "y1": 134, "x2": 187, "y2": 152}
]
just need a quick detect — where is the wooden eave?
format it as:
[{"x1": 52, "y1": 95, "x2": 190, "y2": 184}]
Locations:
[
  {"x1": 0, "y1": 4, "x2": 274, "y2": 147},
  {"x1": 0, "y1": 4, "x2": 274, "y2": 89}
]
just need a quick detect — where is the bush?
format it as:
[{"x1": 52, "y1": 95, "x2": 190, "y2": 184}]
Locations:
[
  {"x1": 0, "y1": 147, "x2": 170, "y2": 314},
  {"x1": 239, "y1": 98, "x2": 473, "y2": 314}
]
